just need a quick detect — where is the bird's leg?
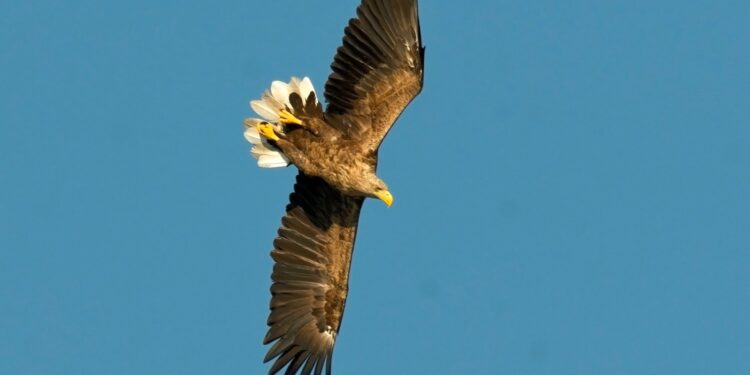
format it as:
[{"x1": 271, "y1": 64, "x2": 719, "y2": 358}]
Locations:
[
  {"x1": 278, "y1": 109, "x2": 304, "y2": 126},
  {"x1": 257, "y1": 122, "x2": 282, "y2": 142},
  {"x1": 278, "y1": 108, "x2": 321, "y2": 137},
  {"x1": 257, "y1": 122, "x2": 316, "y2": 173}
]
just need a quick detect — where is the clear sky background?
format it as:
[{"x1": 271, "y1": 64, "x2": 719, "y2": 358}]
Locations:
[{"x1": 2, "y1": 1, "x2": 749, "y2": 374}]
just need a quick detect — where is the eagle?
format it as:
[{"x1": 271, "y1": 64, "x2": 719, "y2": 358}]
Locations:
[{"x1": 242, "y1": 1, "x2": 424, "y2": 374}]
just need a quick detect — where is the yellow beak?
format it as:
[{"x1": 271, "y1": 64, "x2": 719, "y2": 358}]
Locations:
[{"x1": 374, "y1": 190, "x2": 393, "y2": 207}]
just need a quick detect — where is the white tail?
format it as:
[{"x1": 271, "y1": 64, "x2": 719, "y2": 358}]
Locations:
[{"x1": 244, "y1": 77, "x2": 318, "y2": 169}]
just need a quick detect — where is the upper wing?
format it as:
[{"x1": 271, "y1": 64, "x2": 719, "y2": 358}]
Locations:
[
  {"x1": 324, "y1": 0, "x2": 424, "y2": 152},
  {"x1": 264, "y1": 173, "x2": 364, "y2": 375}
]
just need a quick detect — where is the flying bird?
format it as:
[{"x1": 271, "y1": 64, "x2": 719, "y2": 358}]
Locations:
[{"x1": 243, "y1": 1, "x2": 424, "y2": 374}]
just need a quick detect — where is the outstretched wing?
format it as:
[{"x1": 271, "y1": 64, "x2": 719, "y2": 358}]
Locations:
[
  {"x1": 264, "y1": 173, "x2": 364, "y2": 375},
  {"x1": 324, "y1": 0, "x2": 424, "y2": 152}
]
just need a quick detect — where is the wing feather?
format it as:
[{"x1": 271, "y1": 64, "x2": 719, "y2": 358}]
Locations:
[
  {"x1": 324, "y1": 0, "x2": 424, "y2": 152},
  {"x1": 264, "y1": 173, "x2": 364, "y2": 375}
]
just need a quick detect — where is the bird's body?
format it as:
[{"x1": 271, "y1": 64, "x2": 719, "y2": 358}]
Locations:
[
  {"x1": 242, "y1": 1, "x2": 424, "y2": 374},
  {"x1": 276, "y1": 113, "x2": 379, "y2": 197}
]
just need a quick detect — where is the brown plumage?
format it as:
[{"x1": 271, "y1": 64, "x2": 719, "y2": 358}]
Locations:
[{"x1": 244, "y1": 1, "x2": 424, "y2": 374}]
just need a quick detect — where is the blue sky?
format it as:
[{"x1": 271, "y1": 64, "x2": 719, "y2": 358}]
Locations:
[{"x1": 2, "y1": 1, "x2": 749, "y2": 374}]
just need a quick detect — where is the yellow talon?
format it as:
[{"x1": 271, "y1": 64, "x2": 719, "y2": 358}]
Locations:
[
  {"x1": 257, "y1": 122, "x2": 280, "y2": 141},
  {"x1": 279, "y1": 109, "x2": 303, "y2": 126}
]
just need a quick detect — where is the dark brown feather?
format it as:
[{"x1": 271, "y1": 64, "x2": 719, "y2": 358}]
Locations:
[
  {"x1": 324, "y1": 0, "x2": 425, "y2": 152},
  {"x1": 264, "y1": 173, "x2": 364, "y2": 375}
]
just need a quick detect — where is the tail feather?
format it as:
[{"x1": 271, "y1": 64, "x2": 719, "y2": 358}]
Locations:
[
  {"x1": 244, "y1": 77, "x2": 319, "y2": 169},
  {"x1": 243, "y1": 119, "x2": 290, "y2": 169}
]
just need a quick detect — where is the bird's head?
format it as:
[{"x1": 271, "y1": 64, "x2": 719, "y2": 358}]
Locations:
[{"x1": 364, "y1": 175, "x2": 393, "y2": 207}]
